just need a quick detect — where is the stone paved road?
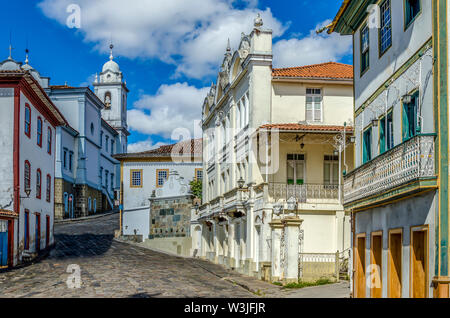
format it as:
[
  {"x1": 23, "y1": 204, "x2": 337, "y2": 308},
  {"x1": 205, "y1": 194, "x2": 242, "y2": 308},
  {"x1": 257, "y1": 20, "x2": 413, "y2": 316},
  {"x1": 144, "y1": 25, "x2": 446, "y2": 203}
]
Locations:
[
  {"x1": 0, "y1": 214, "x2": 254, "y2": 298},
  {"x1": 0, "y1": 214, "x2": 349, "y2": 298}
]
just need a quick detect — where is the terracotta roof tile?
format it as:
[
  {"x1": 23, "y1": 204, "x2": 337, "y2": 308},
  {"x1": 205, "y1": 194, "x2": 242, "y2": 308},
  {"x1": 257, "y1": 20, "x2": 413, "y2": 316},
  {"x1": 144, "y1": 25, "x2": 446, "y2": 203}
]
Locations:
[
  {"x1": 259, "y1": 123, "x2": 353, "y2": 133},
  {"x1": 115, "y1": 139, "x2": 202, "y2": 159},
  {"x1": 272, "y1": 62, "x2": 353, "y2": 80}
]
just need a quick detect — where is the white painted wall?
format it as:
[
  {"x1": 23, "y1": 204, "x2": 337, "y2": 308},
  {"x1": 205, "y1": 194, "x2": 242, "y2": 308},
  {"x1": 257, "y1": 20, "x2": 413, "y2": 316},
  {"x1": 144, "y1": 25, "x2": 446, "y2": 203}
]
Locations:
[
  {"x1": 122, "y1": 161, "x2": 201, "y2": 210},
  {"x1": 19, "y1": 91, "x2": 56, "y2": 254},
  {"x1": 0, "y1": 91, "x2": 14, "y2": 211}
]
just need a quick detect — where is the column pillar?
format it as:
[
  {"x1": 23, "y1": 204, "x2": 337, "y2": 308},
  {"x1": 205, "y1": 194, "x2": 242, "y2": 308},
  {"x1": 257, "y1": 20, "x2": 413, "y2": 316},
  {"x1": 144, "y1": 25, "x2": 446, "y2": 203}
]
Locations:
[
  {"x1": 270, "y1": 219, "x2": 283, "y2": 282},
  {"x1": 228, "y1": 222, "x2": 235, "y2": 268},
  {"x1": 213, "y1": 221, "x2": 219, "y2": 263},
  {"x1": 282, "y1": 217, "x2": 303, "y2": 284},
  {"x1": 246, "y1": 206, "x2": 254, "y2": 274},
  {"x1": 240, "y1": 219, "x2": 246, "y2": 270},
  {"x1": 261, "y1": 209, "x2": 271, "y2": 262}
]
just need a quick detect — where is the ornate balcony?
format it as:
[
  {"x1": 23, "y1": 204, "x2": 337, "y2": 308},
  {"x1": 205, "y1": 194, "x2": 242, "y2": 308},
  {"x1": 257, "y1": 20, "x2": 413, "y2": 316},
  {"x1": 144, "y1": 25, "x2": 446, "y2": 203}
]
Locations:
[
  {"x1": 344, "y1": 134, "x2": 436, "y2": 207},
  {"x1": 269, "y1": 183, "x2": 340, "y2": 203}
]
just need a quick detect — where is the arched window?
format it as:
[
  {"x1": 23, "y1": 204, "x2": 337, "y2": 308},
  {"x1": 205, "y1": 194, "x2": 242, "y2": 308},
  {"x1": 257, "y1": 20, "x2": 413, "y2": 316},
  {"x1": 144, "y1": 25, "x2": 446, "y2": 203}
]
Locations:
[
  {"x1": 24, "y1": 104, "x2": 31, "y2": 138},
  {"x1": 36, "y1": 169, "x2": 42, "y2": 199},
  {"x1": 88, "y1": 197, "x2": 92, "y2": 212},
  {"x1": 104, "y1": 92, "x2": 112, "y2": 108},
  {"x1": 46, "y1": 174, "x2": 51, "y2": 202},
  {"x1": 47, "y1": 127, "x2": 52, "y2": 155},
  {"x1": 37, "y1": 117, "x2": 42, "y2": 147},
  {"x1": 24, "y1": 161, "x2": 31, "y2": 192}
]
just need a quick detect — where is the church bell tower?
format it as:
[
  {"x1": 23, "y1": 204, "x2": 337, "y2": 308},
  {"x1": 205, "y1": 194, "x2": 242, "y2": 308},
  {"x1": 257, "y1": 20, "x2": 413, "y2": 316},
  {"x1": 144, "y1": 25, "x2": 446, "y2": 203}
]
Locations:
[{"x1": 94, "y1": 44, "x2": 130, "y2": 154}]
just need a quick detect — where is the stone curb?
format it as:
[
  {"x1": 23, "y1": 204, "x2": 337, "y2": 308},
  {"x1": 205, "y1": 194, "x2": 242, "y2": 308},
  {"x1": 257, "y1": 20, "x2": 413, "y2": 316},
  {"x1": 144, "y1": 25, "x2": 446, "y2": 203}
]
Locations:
[{"x1": 54, "y1": 211, "x2": 118, "y2": 224}]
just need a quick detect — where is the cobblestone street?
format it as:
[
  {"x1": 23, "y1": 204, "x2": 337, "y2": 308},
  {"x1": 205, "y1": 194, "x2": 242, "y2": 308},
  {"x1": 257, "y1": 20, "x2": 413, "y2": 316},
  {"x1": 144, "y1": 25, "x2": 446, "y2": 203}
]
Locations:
[{"x1": 0, "y1": 214, "x2": 349, "y2": 298}]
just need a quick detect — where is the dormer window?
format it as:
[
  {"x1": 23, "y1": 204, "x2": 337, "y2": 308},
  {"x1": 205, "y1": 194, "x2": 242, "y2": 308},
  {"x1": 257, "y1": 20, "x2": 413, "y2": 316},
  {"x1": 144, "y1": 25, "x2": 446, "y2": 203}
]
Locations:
[{"x1": 104, "y1": 92, "x2": 112, "y2": 108}]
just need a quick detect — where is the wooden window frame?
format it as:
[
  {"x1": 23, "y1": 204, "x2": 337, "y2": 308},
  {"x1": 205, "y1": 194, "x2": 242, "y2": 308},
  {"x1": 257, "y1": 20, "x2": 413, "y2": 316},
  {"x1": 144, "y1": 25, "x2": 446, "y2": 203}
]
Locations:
[
  {"x1": 305, "y1": 88, "x2": 323, "y2": 122},
  {"x1": 388, "y1": 228, "x2": 403, "y2": 298},
  {"x1": 46, "y1": 174, "x2": 51, "y2": 202},
  {"x1": 24, "y1": 104, "x2": 31, "y2": 138},
  {"x1": 404, "y1": 0, "x2": 422, "y2": 31},
  {"x1": 370, "y1": 231, "x2": 383, "y2": 298},
  {"x1": 409, "y1": 224, "x2": 429, "y2": 298},
  {"x1": 37, "y1": 116, "x2": 43, "y2": 147},
  {"x1": 360, "y1": 23, "x2": 370, "y2": 76},
  {"x1": 195, "y1": 168, "x2": 203, "y2": 181},
  {"x1": 130, "y1": 169, "x2": 143, "y2": 188},
  {"x1": 156, "y1": 169, "x2": 169, "y2": 188},
  {"x1": 379, "y1": 0, "x2": 392, "y2": 57},
  {"x1": 47, "y1": 127, "x2": 52, "y2": 155},
  {"x1": 379, "y1": 108, "x2": 394, "y2": 154},
  {"x1": 362, "y1": 125, "x2": 372, "y2": 164},
  {"x1": 36, "y1": 169, "x2": 42, "y2": 199},
  {"x1": 24, "y1": 160, "x2": 31, "y2": 192}
]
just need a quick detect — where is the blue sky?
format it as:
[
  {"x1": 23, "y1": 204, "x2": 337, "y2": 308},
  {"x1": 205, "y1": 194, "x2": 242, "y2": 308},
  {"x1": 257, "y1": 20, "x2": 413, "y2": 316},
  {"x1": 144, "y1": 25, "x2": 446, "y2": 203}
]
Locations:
[{"x1": 2, "y1": 0, "x2": 352, "y2": 152}]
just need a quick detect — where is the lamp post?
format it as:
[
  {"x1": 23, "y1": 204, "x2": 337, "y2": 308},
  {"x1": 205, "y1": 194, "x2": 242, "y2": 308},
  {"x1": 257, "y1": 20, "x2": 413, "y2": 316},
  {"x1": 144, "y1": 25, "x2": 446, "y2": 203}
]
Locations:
[{"x1": 237, "y1": 177, "x2": 245, "y2": 189}]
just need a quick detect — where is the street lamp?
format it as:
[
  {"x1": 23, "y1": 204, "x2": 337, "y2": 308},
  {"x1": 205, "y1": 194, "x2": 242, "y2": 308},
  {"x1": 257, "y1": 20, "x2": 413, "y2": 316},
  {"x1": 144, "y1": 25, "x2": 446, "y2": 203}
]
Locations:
[
  {"x1": 20, "y1": 187, "x2": 31, "y2": 199},
  {"x1": 237, "y1": 177, "x2": 245, "y2": 189},
  {"x1": 403, "y1": 94, "x2": 412, "y2": 104}
]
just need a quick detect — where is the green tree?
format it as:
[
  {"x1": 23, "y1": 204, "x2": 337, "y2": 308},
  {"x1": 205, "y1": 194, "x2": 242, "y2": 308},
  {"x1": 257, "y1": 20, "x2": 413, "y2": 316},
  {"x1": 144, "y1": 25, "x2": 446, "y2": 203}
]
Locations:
[{"x1": 190, "y1": 179, "x2": 202, "y2": 199}]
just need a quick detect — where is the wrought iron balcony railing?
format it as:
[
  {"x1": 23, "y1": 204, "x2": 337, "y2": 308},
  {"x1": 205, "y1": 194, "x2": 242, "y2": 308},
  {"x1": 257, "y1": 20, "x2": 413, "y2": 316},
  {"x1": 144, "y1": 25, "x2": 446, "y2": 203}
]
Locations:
[
  {"x1": 269, "y1": 183, "x2": 340, "y2": 202},
  {"x1": 343, "y1": 134, "x2": 436, "y2": 205}
]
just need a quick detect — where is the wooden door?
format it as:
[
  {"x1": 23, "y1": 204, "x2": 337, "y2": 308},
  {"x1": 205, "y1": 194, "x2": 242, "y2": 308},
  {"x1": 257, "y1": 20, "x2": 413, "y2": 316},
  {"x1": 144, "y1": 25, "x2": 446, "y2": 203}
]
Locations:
[
  {"x1": 389, "y1": 231, "x2": 402, "y2": 298},
  {"x1": 46, "y1": 216, "x2": 50, "y2": 248},
  {"x1": 371, "y1": 234, "x2": 382, "y2": 298},
  {"x1": 356, "y1": 235, "x2": 366, "y2": 298},
  {"x1": 412, "y1": 229, "x2": 427, "y2": 298},
  {"x1": 35, "y1": 214, "x2": 41, "y2": 252},
  {"x1": 0, "y1": 220, "x2": 8, "y2": 267}
]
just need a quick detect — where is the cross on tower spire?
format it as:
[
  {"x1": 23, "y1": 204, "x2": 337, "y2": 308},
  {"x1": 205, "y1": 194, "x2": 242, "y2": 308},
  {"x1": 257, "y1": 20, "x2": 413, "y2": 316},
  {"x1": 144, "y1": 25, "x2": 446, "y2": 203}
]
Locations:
[{"x1": 109, "y1": 43, "x2": 114, "y2": 61}]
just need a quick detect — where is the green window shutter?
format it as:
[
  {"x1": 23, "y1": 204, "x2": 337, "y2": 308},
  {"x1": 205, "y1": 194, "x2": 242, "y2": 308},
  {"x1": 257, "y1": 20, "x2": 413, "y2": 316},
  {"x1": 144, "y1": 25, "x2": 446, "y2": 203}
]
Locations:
[
  {"x1": 413, "y1": 91, "x2": 420, "y2": 134},
  {"x1": 380, "y1": 117, "x2": 386, "y2": 154},
  {"x1": 402, "y1": 101, "x2": 410, "y2": 141},
  {"x1": 363, "y1": 129, "x2": 372, "y2": 163}
]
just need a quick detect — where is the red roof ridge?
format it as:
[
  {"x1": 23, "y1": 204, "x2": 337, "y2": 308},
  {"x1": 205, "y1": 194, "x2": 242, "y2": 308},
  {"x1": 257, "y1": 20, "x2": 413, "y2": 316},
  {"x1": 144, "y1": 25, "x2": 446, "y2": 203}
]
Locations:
[{"x1": 272, "y1": 61, "x2": 351, "y2": 71}]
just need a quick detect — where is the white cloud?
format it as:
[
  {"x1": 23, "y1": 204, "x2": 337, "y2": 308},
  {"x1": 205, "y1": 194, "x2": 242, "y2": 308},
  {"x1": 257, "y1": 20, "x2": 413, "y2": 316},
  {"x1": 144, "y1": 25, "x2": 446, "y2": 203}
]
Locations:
[
  {"x1": 273, "y1": 20, "x2": 352, "y2": 68},
  {"x1": 38, "y1": 0, "x2": 286, "y2": 79},
  {"x1": 127, "y1": 139, "x2": 167, "y2": 153},
  {"x1": 128, "y1": 82, "x2": 208, "y2": 139}
]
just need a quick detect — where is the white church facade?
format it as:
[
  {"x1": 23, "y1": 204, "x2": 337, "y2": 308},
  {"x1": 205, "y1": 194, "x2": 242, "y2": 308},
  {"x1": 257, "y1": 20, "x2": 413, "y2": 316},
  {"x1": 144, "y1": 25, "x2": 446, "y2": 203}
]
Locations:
[{"x1": 46, "y1": 45, "x2": 129, "y2": 220}]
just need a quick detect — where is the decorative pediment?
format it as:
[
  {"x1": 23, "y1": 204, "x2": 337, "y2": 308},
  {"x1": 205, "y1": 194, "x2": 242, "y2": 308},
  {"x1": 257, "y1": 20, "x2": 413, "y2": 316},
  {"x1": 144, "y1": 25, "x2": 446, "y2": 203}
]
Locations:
[
  {"x1": 238, "y1": 33, "x2": 251, "y2": 60},
  {"x1": 207, "y1": 83, "x2": 216, "y2": 105}
]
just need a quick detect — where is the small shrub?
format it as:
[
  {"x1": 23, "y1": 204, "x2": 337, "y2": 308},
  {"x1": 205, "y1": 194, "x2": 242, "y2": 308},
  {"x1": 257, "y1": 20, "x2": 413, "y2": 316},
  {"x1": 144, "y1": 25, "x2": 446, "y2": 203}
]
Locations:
[{"x1": 282, "y1": 278, "x2": 333, "y2": 289}]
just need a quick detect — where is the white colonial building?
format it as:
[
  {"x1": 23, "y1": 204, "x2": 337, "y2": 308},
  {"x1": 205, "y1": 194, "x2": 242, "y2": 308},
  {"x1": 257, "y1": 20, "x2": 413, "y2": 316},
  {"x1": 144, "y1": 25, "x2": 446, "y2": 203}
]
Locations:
[
  {"x1": 0, "y1": 52, "x2": 66, "y2": 268},
  {"x1": 194, "y1": 14, "x2": 355, "y2": 284},
  {"x1": 115, "y1": 139, "x2": 202, "y2": 241},
  {"x1": 45, "y1": 45, "x2": 129, "y2": 220},
  {"x1": 330, "y1": 0, "x2": 440, "y2": 298}
]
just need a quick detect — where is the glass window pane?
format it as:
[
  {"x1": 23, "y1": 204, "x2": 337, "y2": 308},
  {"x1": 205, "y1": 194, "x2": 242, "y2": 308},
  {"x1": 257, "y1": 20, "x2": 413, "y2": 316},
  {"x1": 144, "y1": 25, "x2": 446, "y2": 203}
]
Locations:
[
  {"x1": 333, "y1": 162, "x2": 339, "y2": 184},
  {"x1": 324, "y1": 163, "x2": 331, "y2": 184},
  {"x1": 287, "y1": 162, "x2": 294, "y2": 184}
]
